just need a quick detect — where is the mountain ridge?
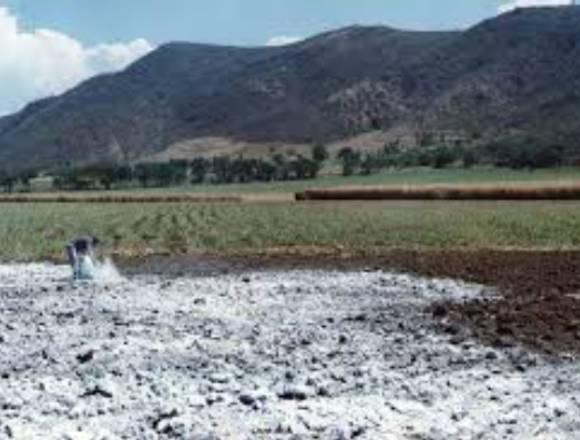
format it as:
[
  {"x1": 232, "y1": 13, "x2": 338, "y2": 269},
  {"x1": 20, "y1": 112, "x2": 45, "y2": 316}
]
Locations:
[{"x1": 1, "y1": 6, "x2": 580, "y2": 171}]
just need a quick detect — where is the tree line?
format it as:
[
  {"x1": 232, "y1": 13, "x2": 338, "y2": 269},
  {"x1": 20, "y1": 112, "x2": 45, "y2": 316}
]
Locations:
[
  {"x1": 47, "y1": 149, "x2": 325, "y2": 191},
  {"x1": 0, "y1": 139, "x2": 574, "y2": 193},
  {"x1": 335, "y1": 139, "x2": 573, "y2": 176}
]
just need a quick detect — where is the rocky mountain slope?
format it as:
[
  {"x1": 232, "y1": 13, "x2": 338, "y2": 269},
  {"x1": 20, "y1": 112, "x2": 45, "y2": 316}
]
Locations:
[{"x1": 1, "y1": 6, "x2": 580, "y2": 170}]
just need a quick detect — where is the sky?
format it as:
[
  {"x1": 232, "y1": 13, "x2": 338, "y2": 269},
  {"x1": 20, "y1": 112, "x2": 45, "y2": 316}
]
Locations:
[{"x1": 0, "y1": 0, "x2": 564, "y2": 115}]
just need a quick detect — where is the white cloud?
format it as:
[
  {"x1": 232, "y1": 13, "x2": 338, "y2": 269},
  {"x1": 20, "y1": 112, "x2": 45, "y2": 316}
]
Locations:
[
  {"x1": 86, "y1": 39, "x2": 153, "y2": 72},
  {"x1": 0, "y1": 7, "x2": 154, "y2": 115},
  {"x1": 266, "y1": 35, "x2": 303, "y2": 47},
  {"x1": 498, "y1": 0, "x2": 575, "y2": 14}
]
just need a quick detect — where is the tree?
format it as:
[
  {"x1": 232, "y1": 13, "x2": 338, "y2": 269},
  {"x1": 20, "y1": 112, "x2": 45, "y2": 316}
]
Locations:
[
  {"x1": 169, "y1": 160, "x2": 189, "y2": 185},
  {"x1": 112, "y1": 165, "x2": 133, "y2": 187},
  {"x1": 289, "y1": 157, "x2": 307, "y2": 180},
  {"x1": 432, "y1": 147, "x2": 456, "y2": 169},
  {"x1": 255, "y1": 159, "x2": 277, "y2": 182},
  {"x1": 190, "y1": 157, "x2": 209, "y2": 184},
  {"x1": 337, "y1": 147, "x2": 361, "y2": 176},
  {"x1": 0, "y1": 173, "x2": 16, "y2": 193},
  {"x1": 212, "y1": 156, "x2": 234, "y2": 184},
  {"x1": 272, "y1": 154, "x2": 289, "y2": 180},
  {"x1": 311, "y1": 144, "x2": 329, "y2": 163},
  {"x1": 302, "y1": 157, "x2": 321, "y2": 179},
  {"x1": 360, "y1": 153, "x2": 381, "y2": 175},
  {"x1": 135, "y1": 164, "x2": 153, "y2": 187},
  {"x1": 461, "y1": 148, "x2": 478, "y2": 168},
  {"x1": 383, "y1": 140, "x2": 401, "y2": 156},
  {"x1": 529, "y1": 144, "x2": 565, "y2": 169},
  {"x1": 337, "y1": 147, "x2": 354, "y2": 161},
  {"x1": 17, "y1": 171, "x2": 36, "y2": 192}
]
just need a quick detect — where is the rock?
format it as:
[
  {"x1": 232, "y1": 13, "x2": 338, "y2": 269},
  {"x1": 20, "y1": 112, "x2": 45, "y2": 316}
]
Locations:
[
  {"x1": 443, "y1": 324, "x2": 459, "y2": 335},
  {"x1": 76, "y1": 349, "x2": 95, "y2": 364},
  {"x1": 239, "y1": 393, "x2": 256, "y2": 407},
  {"x1": 206, "y1": 394, "x2": 224, "y2": 405},
  {"x1": 239, "y1": 389, "x2": 268, "y2": 408},
  {"x1": 317, "y1": 384, "x2": 331, "y2": 397},
  {"x1": 350, "y1": 314, "x2": 367, "y2": 322},
  {"x1": 277, "y1": 385, "x2": 311, "y2": 401},
  {"x1": 152, "y1": 408, "x2": 180, "y2": 430},
  {"x1": 352, "y1": 425, "x2": 366, "y2": 438},
  {"x1": 209, "y1": 373, "x2": 231, "y2": 384},
  {"x1": 449, "y1": 335, "x2": 464, "y2": 345},
  {"x1": 432, "y1": 305, "x2": 448, "y2": 318},
  {"x1": 80, "y1": 385, "x2": 113, "y2": 399},
  {"x1": 485, "y1": 351, "x2": 498, "y2": 361},
  {"x1": 325, "y1": 424, "x2": 352, "y2": 440},
  {"x1": 155, "y1": 416, "x2": 196, "y2": 438},
  {"x1": 191, "y1": 432, "x2": 220, "y2": 440},
  {"x1": 189, "y1": 395, "x2": 206, "y2": 408}
]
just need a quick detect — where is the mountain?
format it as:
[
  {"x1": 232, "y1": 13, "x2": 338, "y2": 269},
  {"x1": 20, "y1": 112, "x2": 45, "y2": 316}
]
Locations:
[{"x1": 1, "y1": 6, "x2": 580, "y2": 171}]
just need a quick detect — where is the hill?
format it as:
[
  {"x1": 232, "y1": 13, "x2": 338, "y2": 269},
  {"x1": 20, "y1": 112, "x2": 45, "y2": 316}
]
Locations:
[{"x1": 1, "y1": 6, "x2": 580, "y2": 171}]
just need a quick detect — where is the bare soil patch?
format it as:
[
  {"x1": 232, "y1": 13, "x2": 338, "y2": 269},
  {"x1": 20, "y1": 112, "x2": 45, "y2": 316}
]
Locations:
[
  {"x1": 2, "y1": 264, "x2": 580, "y2": 439},
  {"x1": 121, "y1": 249, "x2": 580, "y2": 356}
]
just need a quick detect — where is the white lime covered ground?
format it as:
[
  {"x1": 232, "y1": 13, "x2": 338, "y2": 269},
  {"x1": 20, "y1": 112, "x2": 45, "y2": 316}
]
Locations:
[{"x1": 0, "y1": 264, "x2": 579, "y2": 439}]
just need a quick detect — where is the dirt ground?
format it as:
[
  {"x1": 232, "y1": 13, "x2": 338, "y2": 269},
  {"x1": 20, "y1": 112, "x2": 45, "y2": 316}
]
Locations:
[
  {"x1": 376, "y1": 249, "x2": 580, "y2": 357},
  {"x1": 2, "y1": 262, "x2": 580, "y2": 439},
  {"x1": 122, "y1": 249, "x2": 580, "y2": 356}
]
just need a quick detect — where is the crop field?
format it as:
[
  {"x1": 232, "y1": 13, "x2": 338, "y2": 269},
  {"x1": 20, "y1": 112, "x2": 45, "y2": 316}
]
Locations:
[{"x1": 1, "y1": 200, "x2": 580, "y2": 262}]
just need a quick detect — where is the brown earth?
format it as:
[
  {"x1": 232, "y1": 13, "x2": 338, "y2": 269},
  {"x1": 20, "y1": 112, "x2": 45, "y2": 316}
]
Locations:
[{"x1": 121, "y1": 249, "x2": 580, "y2": 356}]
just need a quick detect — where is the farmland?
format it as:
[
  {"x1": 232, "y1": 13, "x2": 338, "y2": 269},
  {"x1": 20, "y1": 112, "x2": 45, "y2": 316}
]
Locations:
[
  {"x1": 1, "y1": 200, "x2": 580, "y2": 262},
  {"x1": 0, "y1": 167, "x2": 578, "y2": 261},
  {"x1": 133, "y1": 166, "x2": 580, "y2": 194},
  {"x1": 25, "y1": 166, "x2": 580, "y2": 195}
]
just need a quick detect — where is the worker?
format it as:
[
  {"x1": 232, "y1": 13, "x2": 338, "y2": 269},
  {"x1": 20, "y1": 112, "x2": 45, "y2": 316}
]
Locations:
[{"x1": 65, "y1": 236, "x2": 101, "y2": 280}]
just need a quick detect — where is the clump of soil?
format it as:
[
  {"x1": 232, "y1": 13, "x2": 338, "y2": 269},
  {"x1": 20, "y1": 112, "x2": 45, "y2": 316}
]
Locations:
[{"x1": 407, "y1": 250, "x2": 580, "y2": 356}]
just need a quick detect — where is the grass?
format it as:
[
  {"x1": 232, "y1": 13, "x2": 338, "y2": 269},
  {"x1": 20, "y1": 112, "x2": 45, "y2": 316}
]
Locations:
[
  {"x1": 0, "y1": 193, "x2": 242, "y2": 203},
  {"x1": 26, "y1": 167, "x2": 579, "y2": 195},
  {"x1": 127, "y1": 167, "x2": 580, "y2": 194},
  {"x1": 2, "y1": 201, "x2": 580, "y2": 262}
]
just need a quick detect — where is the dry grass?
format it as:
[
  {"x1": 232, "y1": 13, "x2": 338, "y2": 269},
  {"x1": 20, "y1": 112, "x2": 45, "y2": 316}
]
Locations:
[
  {"x1": 298, "y1": 182, "x2": 580, "y2": 201},
  {"x1": 0, "y1": 192, "x2": 242, "y2": 203}
]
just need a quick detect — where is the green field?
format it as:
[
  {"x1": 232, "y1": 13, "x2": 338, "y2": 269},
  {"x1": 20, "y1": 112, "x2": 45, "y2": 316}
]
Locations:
[
  {"x1": 132, "y1": 167, "x2": 580, "y2": 194},
  {"x1": 1, "y1": 200, "x2": 580, "y2": 262},
  {"x1": 27, "y1": 167, "x2": 580, "y2": 195}
]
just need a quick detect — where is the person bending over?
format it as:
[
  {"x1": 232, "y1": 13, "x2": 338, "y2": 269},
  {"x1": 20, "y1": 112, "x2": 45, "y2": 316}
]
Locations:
[{"x1": 65, "y1": 236, "x2": 100, "y2": 280}]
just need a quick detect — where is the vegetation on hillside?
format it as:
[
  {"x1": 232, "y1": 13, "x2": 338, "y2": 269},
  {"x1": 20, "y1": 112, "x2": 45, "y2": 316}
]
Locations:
[
  {"x1": 336, "y1": 139, "x2": 576, "y2": 177},
  {"x1": 2, "y1": 8, "x2": 580, "y2": 170},
  {"x1": 0, "y1": 139, "x2": 577, "y2": 194}
]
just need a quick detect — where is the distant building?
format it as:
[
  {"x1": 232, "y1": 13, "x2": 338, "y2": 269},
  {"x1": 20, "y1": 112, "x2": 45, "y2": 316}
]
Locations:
[{"x1": 499, "y1": 0, "x2": 576, "y2": 14}]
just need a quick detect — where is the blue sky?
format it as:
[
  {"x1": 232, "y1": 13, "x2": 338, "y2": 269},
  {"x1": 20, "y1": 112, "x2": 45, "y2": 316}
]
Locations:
[
  {"x1": 6, "y1": 0, "x2": 501, "y2": 46},
  {"x1": 0, "y1": 0, "x2": 506, "y2": 115}
]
